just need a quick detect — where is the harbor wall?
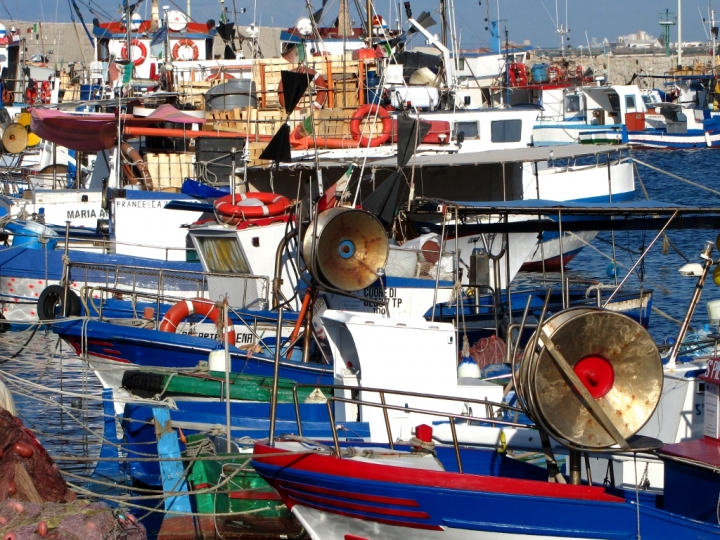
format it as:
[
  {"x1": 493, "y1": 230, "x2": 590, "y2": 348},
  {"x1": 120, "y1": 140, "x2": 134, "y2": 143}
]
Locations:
[{"x1": 528, "y1": 50, "x2": 716, "y2": 86}]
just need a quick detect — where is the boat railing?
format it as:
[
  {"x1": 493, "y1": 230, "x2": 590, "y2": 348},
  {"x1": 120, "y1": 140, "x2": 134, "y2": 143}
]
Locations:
[
  {"x1": 289, "y1": 383, "x2": 532, "y2": 474},
  {"x1": 66, "y1": 261, "x2": 270, "y2": 319}
]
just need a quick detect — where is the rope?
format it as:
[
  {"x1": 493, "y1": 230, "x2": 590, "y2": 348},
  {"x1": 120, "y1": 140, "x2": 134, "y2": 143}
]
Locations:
[{"x1": 634, "y1": 157, "x2": 720, "y2": 198}]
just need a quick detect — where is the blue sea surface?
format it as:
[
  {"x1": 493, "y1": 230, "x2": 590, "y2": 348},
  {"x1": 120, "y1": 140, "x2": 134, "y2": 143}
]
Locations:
[{"x1": 525, "y1": 148, "x2": 720, "y2": 344}]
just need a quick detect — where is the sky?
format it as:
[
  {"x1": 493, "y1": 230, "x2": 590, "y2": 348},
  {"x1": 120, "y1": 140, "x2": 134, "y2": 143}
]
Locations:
[{"x1": 3, "y1": 0, "x2": 717, "y2": 50}]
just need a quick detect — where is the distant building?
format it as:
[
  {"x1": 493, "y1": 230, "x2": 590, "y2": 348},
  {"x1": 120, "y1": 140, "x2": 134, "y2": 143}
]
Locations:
[{"x1": 615, "y1": 30, "x2": 661, "y2": 49}]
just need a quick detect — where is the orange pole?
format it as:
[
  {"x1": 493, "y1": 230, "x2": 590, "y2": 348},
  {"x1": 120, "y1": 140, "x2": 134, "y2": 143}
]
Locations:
[
  {"x1": 326, "y1": 57, "x2": 334, "y2": 109},
  {"x1": 123, "y1": 126, "x2": 272, "y2": 140},
  {"x1": 358, "y1": 61, "x2": 365, "y2": 106},
  {"x1": 285, "y1": 288, "x2": 312, "y2": 359}
]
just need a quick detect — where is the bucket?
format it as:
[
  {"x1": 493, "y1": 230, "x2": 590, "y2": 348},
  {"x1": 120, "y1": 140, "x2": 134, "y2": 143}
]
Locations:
[
  {"x1": 708, "y1": 299, "x2": 720, "y2": 326},
  {"x1": 5, "y1": 220, "x2": 58, "y2": 250},
  {"x1": 208, "y1": 348, "x2": 227, "y2": 371}
]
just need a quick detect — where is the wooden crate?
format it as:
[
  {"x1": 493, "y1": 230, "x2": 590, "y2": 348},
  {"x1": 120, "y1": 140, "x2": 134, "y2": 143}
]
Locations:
[{"x1": 144, "y1": 152, "x2": 194, "y2": 191}]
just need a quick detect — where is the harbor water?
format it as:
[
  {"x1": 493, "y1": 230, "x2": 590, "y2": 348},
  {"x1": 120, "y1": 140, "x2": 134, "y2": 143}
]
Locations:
[{"x1": 0, "y1": 148, "x2": 718, "y2": 536}]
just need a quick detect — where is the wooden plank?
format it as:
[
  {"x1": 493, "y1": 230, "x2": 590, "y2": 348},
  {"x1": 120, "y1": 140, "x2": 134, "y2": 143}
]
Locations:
[{"x1": 153, "y1": 408, "x2": 192, "y2": 514}]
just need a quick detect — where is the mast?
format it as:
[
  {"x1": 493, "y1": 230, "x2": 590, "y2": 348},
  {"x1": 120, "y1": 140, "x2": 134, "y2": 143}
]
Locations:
[
  {"x1": 338, "y1": 0, "x2": 351, "y2": 36},
  {"x1": 366, "y1": 0, "x2": 373, "y2": 46},
  {"x1": 126, "y1": 0, "x2": 133, "y2": 67},
  {"x1": 678, "y1": 0, "x2": 683, "y2": 67},
  {"x1": 440, "y1": 0, "x2": 447, "y2": 47}
]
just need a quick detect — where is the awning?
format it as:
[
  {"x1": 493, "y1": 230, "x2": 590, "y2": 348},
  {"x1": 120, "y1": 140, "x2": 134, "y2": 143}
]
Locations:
[{"x1": 30, "y1": 104, "x2": 206, "y2": 152}]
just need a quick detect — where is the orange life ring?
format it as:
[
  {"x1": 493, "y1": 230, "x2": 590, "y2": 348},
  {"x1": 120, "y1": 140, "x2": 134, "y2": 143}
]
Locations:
[
  {"x1": 278, "y1": 67, "x2": 328, "y2": 109},
  {"x1": 25, "y1": 86, "x2": 37, "y2": 105},
  {"x1": 349, "y1": 104, "x2": 392, "y2": 147},
  {"x1": 575, "y1": 65, "x2": 584, "y2": 78},
  {"x1": 172, "y1": 38, "x2": 199, "y2": 61},
  {"x1": 2, "y1": 88, "x2": 13, "y2": 105},
  {"x1": 121, "y1": 39, "x2": 147, "y2": 66},
  {"x1": 39, "y1": 81, "x2": 51, "y2": 104},
  {"x1": 214, "y1": 192, "x2": 291, "y2": 223},
  {"x1": 120, "y1": 142, "x2": 153, "y2": 190},
  {"x1": 159, "y1": 298, "x2": 236, "y2": 345}
]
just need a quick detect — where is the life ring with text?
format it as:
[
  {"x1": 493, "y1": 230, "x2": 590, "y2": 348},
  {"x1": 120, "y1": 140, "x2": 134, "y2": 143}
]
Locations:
[
  {"x1": 120, "y1": 142, "x2": 153, "y2": 190},
  {"x1": 349, "y1": 104, "x2": 392, "y2": 147},
  {"x1": 121, "y1": 39, "x2": 147, "y2": 66},
  {"x1": 214, "y1": 192, "x2": 291, "y2": 223},
  {"x1": 278, "y1": 67, "x2": 328, "y2": 109},
  {"x1": 159, "y1": 298, "x2": 236, "y2": 345},
  {"x1": 172, "y1": 38, "x2": 199, "y2": 61}
]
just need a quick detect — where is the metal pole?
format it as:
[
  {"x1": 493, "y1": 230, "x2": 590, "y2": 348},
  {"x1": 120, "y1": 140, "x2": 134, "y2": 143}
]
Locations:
[
  {"x1": 62, "y1": 221, "x2": 71, "y2": 314},
  {"x1": 268, "y1": 307, "x2": 284, "y2": 446},
  {"x1": 678, "y1": 0, "x2": 683, "y2": 67},
  {"x1": 224, "y1": 299, "x2": 232, "y2": 453},
  {"x1": 667, "y1": 240, "x2": 714, "y2": 368},
  {"x1": 607, "y1": 154, "x2": 618, "y2": 286}
]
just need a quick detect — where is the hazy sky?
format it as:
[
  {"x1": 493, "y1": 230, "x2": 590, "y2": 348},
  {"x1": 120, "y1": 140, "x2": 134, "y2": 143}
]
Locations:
[{"x1": 4, "y1": 0, "x2": 717, "y2": 49}]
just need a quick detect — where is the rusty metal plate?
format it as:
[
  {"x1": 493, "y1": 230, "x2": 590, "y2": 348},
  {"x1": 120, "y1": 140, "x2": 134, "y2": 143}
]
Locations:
[
  {"x1": 303, "y1": 207, "x2": 388, "y2": 292},
  {"x1": 522, "y1": 307, "x2": 662, "y2": 449}
]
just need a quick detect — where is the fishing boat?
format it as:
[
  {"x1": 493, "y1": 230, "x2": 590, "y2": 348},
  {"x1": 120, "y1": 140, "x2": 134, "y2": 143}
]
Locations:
[{"x1": 250, "y1": 295, "x2": 720, "y2": 539}]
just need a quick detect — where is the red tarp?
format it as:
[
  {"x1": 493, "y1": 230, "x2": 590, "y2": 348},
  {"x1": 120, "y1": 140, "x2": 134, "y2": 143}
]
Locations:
[{"x1": 30, "y1": 104, "x2": 206, "y2": 152}]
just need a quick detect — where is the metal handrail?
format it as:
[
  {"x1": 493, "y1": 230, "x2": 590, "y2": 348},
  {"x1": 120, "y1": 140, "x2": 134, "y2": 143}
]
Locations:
[{"x1": 289, "y1": 383, "x2": 533, "y2": 474}]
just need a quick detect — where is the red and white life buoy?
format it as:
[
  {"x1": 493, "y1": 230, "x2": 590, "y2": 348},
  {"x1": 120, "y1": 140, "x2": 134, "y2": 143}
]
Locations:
[
  {"x1": 349, "y1": 104, "x2": 392, "y2": 147},
  {"x1": 214, "y1": 192, "x2": 291, "y2": 224},
  {"x1": 575, "y1": 65, "x2": 584, "y2": 79},
  {"x1": 172, "y1": 38, "x2": 199, "y2": 61},
  {"x1": 159, "y1": 298, "x2": 236, "y2": 345},
  {"x1": 121, "y1": 39, "x2": 147, "y2": 66},
  {"x1": 278, "y1": 67, "x2": 328, "y2": 109}
]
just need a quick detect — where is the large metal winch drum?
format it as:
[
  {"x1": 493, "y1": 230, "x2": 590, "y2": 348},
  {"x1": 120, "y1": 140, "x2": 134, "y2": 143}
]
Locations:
[
  {"x1": 1, "y1": 122, "x2": 28, "y2": 154},
  {"x1": 302, "y1": 207, "x2": 388, "y2": 292},
  {"x1": 517, "y1": 307, "x2": 663, "y2": 449}
]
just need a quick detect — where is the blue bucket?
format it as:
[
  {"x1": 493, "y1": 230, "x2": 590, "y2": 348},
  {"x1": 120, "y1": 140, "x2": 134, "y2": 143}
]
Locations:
[{"x1": 5, "y1": 220, "x2": 58, "y2": 250}]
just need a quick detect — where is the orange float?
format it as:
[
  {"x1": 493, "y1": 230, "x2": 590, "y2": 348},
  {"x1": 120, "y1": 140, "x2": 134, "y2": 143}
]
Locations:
[
  {"x1": 121, "y1": 39, "x2": 147, "y2": 66},
  {"x1": 159, "y1": 298, "x2": 236, "y2": 345},
  {"x1": 172, "y1": 38, "x2": 199, "y2": 61},
  {"x1": 278, "y1": 67, "x2": 328, "y2": 109},
  {"x1": 214, "y1": 192, "x2": 291, "y2": 224}
]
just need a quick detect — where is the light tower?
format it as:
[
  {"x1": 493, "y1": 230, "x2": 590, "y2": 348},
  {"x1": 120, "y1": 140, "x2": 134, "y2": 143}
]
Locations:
[{"x1": 659, "y1": 9, "x2": 677, "y2": 58}]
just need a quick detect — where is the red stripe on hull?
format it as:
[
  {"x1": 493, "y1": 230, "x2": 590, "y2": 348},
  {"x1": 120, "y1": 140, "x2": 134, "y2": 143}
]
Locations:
[
  {"x1": 254, "y1": 444, "x2": 624, "y2": 503},
  {"x1": 278, "y1": 478, "x2": 420, "y2": 507},
  {"x1": 521, "y1": 252, "x2": 579, "y2": 272},
  {"x1": 280, "y1": 484, "x2": 430, "y2": 519},
  {"x1": 284, "y1": 494, "x2": 443, "y2": 531}
]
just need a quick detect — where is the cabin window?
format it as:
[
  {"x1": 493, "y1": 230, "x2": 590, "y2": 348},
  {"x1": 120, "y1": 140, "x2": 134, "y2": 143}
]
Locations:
[
  {"x1": 455, "y1": 57, "x2": 465, "y2": 71},
  {"x1": 625, "y1": 96, "x2": 636, "y2": 110},
  {"x1": 490, "y1": 119, "x2": 522, "y2": 143},
  {"x1": 608, "y1": 94, "x2": 621, "y2": 111},
  {"x1": 97, "y1": 39, "x2": 110, "y2": 62},
  {"x1": 194, "y1": 236, "x2": 249, "y2": 273},
  {"x1": 453, "y1": 121, "x2": 479, "y2": 140},
  {"x1": 564, "y1": 94, "x2": 581, "y2": 113}
]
